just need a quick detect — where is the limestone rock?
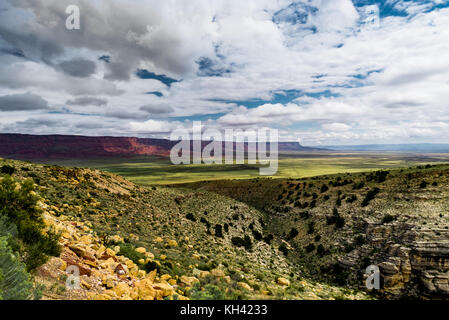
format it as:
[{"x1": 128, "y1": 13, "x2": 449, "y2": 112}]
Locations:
[{"x1": 277, "y1": 277, "x2": 290, "y2": 286}]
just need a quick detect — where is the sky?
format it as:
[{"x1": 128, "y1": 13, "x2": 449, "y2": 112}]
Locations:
[{"x1": 0, "y1": 0, "x2": 449, "y2": 145}]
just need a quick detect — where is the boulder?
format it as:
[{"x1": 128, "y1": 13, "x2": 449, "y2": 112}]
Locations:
[
  {"x1": 277, "y1": 277, "x2": 290, "y2": 286},
  {"x1": 237, "y1": 282, "x2": 253, "y2": 291},
  {"x1": 211, "y1": 269, "x2": 225, "y2": 277},
  {"x1": 180, "y1": 275, "x2": 199, "y2": 287},
  {"x1": 152, "y1": 282, "x2": 175, "y2": 297},
  {"x1": 135, "y1": 247, "x2": 147, "y2": 254}
]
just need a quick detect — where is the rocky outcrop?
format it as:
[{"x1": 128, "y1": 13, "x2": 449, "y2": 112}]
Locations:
[
  {"x1": 339, "y1": 221, "x2": 449, "y2": 298},
  {"x1": 39, "y1": 211, "x2": 190, "y2": 300}
]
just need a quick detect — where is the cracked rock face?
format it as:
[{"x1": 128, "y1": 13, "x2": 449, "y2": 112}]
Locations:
[{"x1": 340, "y1": 222, "x2": 449, "y2": 298}]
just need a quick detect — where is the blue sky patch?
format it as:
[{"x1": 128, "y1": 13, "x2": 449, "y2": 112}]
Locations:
[
  {"x1": 272, "y1": 2, "x2": 318, "y2": 25},
  {"x1": 146, "y1": 91, "x2": 164, "y2": 97},
  {"x1": 1, "y1": 47, "x2": 26, "y2": 58},
  {"x1": 353, "y1": 0, "x2": 449, "y2": 18},
  {"x1": 196, "y1": 57, "x2": 232, "y2": 77},
  {"x1": 207, "y1": 89, "x2": 340, "y2": 110},
  {"x1": 136, "y1": 69, "x2": 180, "y2": 87},
  {"x1": 170, "y1": 112, "x2": 228, "y2": 122},
  {"x1": 98, "y1": 55, "x2": 111, "y2": 63},
  {"x1": 352, "y1": 69, "x2": 383, "y2": 79}
]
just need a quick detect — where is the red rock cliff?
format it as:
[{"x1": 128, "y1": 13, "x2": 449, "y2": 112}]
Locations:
[{"x1": 0, "y1": 134, "x2": 174, "y2": 159}]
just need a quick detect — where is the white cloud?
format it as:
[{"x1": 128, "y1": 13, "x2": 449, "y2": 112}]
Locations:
[{"x1": 1, "y1": 1, "x2": 449, "y2": 144}]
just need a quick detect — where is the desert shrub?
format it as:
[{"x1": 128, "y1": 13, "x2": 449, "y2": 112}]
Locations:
[
  {"x1": 335, "y1": 195, "x2": 341, "y2": 207},
  {"x1": 382, "y1": 214, "x2": 395, "y2": 224},
  {"x1": 326, "y1": 215, "x2": 337, "y2": 225},
  {"x1": 367, "y1": 171, "x2": 389, "y2": 183},
  {"x1": 117, "y1": 243, "x2": 146, "y2": 266},
  {"x1": 361, "y1": 187, "x2": 380, "y2": 207},
  {"x1": 252, "y1": 230, "x2": 263, "y2": 241},
  {"x1": 231, "y1": 235, "x2": 252, "y2": 250},
  {"x1": 317, "y1": 244, "x2": 326, "y2": 257},
  {"x1": 200, "y1": 217, "x2": 210, "y2": 229},
  {"x1": 352, "y1": 181, "x2": 365, "y2": 190},
  {"x1": 189, "y1": 283, "x2": 225, "y2": 300},
  {"x1": 320, "y1": 184, "x2": 329, "y2": 193},
  {"x1": 314, "y1": 235, "x2": 321, "y2": 242},
  {"x1": 419, "y1": 181, "x2": 428, "y2": 189},
  {"x1": 335, "y1": 216, "x2": 345, "y2": 229},
  {"x1": 185, "y1": 213, "x2": 196, "y2": 222},
  {"x1": 354, "y1": 234, "x2": 365, "y2": 245},
  {"x1": 360, "y1": 257, "x2": 372, "y2": 269},
  {"x1": 159, "y1": 260, "x2": 181, "y2": 276},
  {"x1": 282, "y1": 207, "x2": 291, "y2": 213},
  {"x1": 305, "y1": 243, "x2": 315, "y2": 253},
  {"x1": 300, "y1": 211, "x2": 310, "y2": 219},
  {"x1": 327, "y1": 207, "x2": 344, "y2": 228},
  {"x1": 346, "y1": 194, "x2": 357, "y2": 203},
  {"x1": 332, "y1": 264, "x2": 350, "y2": 286},
  {"x1": 0, "y1": 165, "x2": 15, "y2": 175},
  {"x1": 344, "y1": 242, "x2": 354, "y2": 253},
  {"x1": 278, "y1": 243, "x2": 288, "y2": 256},
  {"x1": 287, "y1": 228, "x2": 299, "y2": 240},
  {"x1": 214, "y1": 224, "x2": 223, "y2": 238},
  {"x1": 263, "y1": 234, "x2": 274, "y2": 245},
  {"x1": 0, "y1": 175, "x2": 60, "y2": 271},
  {"x1": 307, "y1": 222, "x2": 315, "y2": 235}
]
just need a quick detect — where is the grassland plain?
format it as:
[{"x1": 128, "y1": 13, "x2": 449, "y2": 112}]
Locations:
[{"x1": 33, "y1": 151, "x2": 449, "y2": 185}]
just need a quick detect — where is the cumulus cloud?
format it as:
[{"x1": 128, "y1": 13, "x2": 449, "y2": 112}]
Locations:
[
  {"x1": 66, "y1": 96, "x2": 108, "y2": 107},
  {"x1": 140, "y1": 105, "x2": 174, "y2": 114},
  {"x1": 0, "y1": 92, "x2": 49, "y2": 111},
  {"x1": 0, "y1": 0, "x2": 449, "y2": 144},
  {"x1": 128, "y1": 119, "x2": 185, "y2": 134},
  {"x1": 57, "y1": 58, "x2": 97, "y2": 78}
]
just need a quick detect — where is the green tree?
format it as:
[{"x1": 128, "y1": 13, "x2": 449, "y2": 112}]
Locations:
[
  {"x1": 0, "y1": 175, "x2": 60, "y2": 271},
  {"x1": 0, "y1": 237, "x2": 34, "y2": 300}
]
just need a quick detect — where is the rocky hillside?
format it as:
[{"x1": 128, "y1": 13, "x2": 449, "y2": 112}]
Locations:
[
  {"x1": 0, "y1": 158, "x2": 368, "y2": 300},
  {"x1": 186, "y1": 165, "x2": 449, "y2": 298}
]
